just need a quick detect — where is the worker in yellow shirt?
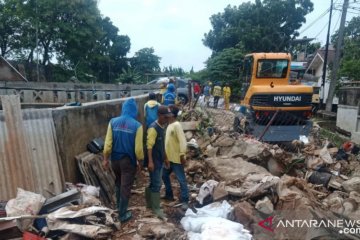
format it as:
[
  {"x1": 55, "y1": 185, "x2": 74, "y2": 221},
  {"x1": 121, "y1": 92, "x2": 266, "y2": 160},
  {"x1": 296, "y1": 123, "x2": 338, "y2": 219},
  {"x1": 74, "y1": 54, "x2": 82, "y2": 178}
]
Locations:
[
  {"x1": 162, "y1": 105, "x2": 189, "y2": 210},
  {"x1": 159, "y1": 82, "x2": 167, "y2": 103},
  {"x1": 212, "y1": 82, "x2": 222, "y2": 108},
  {"x1": 103, "y1": 98, "x2": 144, "y2": 223},
  {"x1": 223, "y1": 82, "x2": 231, "y2": 110},
  {"x1": 145, "y1": 106, "x2": 172, "y2": 219}
]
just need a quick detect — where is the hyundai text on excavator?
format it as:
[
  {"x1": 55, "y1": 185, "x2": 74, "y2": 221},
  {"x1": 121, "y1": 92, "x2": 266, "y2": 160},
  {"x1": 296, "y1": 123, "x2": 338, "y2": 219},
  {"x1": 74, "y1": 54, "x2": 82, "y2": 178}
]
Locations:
[{"x1": 233, "y1": 53, "x2": 313, "y2": 142}]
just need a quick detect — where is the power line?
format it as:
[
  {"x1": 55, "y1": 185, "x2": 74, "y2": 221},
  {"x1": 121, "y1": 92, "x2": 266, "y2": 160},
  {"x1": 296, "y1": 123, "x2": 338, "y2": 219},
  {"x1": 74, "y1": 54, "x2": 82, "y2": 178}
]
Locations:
[
  {"x1": 331, "y1": 11, "x2": 342, "y2": 36},
  {"x1": 314, "y1": 22, "x2": 329, "y2": 39},
  {"x1": 300, "y1": 8, "x2": 330, "y2": 34},
  {"x1": 300, "y1": 0, "x2": 340, "y2": 35}
]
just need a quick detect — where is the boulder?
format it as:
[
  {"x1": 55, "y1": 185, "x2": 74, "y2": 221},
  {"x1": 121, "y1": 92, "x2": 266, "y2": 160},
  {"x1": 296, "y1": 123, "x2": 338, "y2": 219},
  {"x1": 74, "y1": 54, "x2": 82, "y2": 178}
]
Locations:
[
  {"x1": 213, "y1": 182, "x2": 228, "y2": 201},
  {"x1": 138, "y1": 221, "x2": 176, "y2": 238},
  {"x1": 233, "y1": 201, "x2": 257, "y2": 232},
  {"x1": 342, "y1": 177, "x2": 360, "y2": 193},
  {"x1": 205, "y1": 145, "x2": 219, "y2": 158},
  {"x1": 349, "y1": 191, "x2": 360, "y2": 203},
  {"x1": 227, "y1": 139, "x2": 270, "y2": 160},
  {"x1": 267, "y1": 158, "x2": 284, "y2": 176},
  {"x1": 212, "y1": 135, "x2": 235, "y2": 148},
  {"x1": 255, "y1": 196, "x2": 274, "y2": 214},
  {"x1": 205, "y1": 157, "x2": 271, "y2": 182}
]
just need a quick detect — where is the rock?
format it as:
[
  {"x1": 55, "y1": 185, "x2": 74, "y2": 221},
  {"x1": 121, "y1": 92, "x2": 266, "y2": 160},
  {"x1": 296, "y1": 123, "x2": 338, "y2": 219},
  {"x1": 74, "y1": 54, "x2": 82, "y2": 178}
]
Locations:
[
  {"x1": 274, "y1": 185, "x2": 313, "y2": 240},
  {"x1": 205, "y1": 145, "x2": 219, "y2": 158},
  {"x1": 212, "y1": 135, "x2": 235, "y2": 148},
  {"x1": 267, "y1": 158, "x2": 284, "y2": 176},
  {"x1": 138, "y1": 222, "x2": 176, "y2": 238},
  {"x1": 342, "y1": 177, "x2": 360, "y2": 193},
  {"x1": 180, "y1": 121, "x2": 200, "y2": 131},
  {"x1": 349, "y1": 191, "x2": 360, "y2": 203},
  {"x1": 328, "y1": 178, "x2": 343, "y2": 190},
  {"x1": 328, "y1": 197, "x2": 344, "y2": 215},
  {"x1": 255, "y1": 196, "x2": 274, "y2": 214},
  {"x1": 185, "y1": 131, "x2": 194, "y2": 141},
  {"x1": 233, "y1": 201, "x2": 257, "y2": 232},
  {"x1": 213, "y1": 182, "x2": 228, "y2": 201},
  {"x1": 206, "y1": 157, "x2": 271, "y2": 182},
  {"x1": 228, "y1": 139, "x2": 270, "y2": 160},
  {"x1": 186, "y1": 160, "x2": 204, "y2": 173},
  {"x1": 199, "y1": 140, "x2": 211, "y2": 151},
  {"x1": 225, "y1": 175, "x2": 279, "y2": 199},
  {"x1": 343, "y1": 198, "x2": 357, "y2": 217},
  {"x1": 306, "y1": 157, "x2": 324, "y2": 170},
  {"x1": 319, "y1": 145, "x2": 335, "y2": 164}
]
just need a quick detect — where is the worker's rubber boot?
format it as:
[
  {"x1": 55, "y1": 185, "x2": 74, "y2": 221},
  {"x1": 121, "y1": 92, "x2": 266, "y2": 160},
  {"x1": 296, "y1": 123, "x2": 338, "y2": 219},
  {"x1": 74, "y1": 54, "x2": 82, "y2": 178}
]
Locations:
[
  {"x1": 150, "y1": 192, "x2": 165, "y2": 219},
  {"x1": 119, "y1": 196, "x2": 132, "y2": 223},
  {"x1": 145, "y1": 187, "x2": 152, "y2": 209}
]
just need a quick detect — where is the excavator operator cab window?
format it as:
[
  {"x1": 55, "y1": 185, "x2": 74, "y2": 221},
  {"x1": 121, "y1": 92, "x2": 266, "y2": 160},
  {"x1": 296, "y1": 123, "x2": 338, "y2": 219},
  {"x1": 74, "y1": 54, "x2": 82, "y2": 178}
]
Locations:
[
  {"x1": 257, "y1": 59, "x2": 288, "y2": 78},
  {"x1": 240, "y1": 56, "x2": 253, "y2": 99}
]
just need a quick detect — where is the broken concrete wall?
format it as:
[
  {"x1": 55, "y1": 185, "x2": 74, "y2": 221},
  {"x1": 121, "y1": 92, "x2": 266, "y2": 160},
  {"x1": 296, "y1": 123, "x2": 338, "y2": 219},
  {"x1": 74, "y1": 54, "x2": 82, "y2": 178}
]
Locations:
[
  {"x1": 53, "y1": 95, "x2": 148, "y2": 182},
  {"x1": 0, "y1": 81, "x2": 158, "y2": 105}
]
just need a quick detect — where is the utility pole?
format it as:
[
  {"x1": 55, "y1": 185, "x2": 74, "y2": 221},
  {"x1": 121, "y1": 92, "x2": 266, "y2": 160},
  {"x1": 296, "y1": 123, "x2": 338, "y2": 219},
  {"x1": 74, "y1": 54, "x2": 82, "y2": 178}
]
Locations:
[
  {"x1": 320, "y1": 0, "x2": 333, "y2": 110},
  {"x1": 326, "y1": 0, "x2": 349, "y2": 111},
  {"x1": 36, "y1": 0, "x2": 39, "y2": 82}
]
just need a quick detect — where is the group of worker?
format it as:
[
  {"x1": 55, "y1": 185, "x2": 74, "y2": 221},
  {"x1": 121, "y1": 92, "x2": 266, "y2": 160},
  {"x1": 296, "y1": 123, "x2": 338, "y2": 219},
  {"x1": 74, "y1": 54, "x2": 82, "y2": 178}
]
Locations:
[
  {"x1": 102, "y1": 78, "x2": 231, "y2": 222},
  {"x1": 103, "y1": 90, "x2": 188, "y2": 222},
  {"x1": 203, "y1": 81, "x2": 231, "y2": 110}
]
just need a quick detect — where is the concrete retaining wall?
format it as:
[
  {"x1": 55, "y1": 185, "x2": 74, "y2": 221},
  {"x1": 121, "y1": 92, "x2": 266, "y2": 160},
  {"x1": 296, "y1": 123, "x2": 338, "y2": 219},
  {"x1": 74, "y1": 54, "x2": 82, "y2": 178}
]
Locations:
[
  {"x1": 52, "y1": 95, "x2": 148, "y2": 182},
  {"x1": 336, "y1": 105, "x2": 359, "y2": 133}
]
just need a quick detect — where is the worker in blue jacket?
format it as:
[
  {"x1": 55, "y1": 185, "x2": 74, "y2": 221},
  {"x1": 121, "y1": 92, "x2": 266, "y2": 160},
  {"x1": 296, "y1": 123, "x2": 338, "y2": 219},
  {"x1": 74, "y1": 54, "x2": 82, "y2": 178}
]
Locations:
[
  {"x1": 163, "y1": 83, "x2": 177, "y2": 106},
  {"x1": 103, "y1": 98, "x2": 144, "y2": 222},
  {"x1": 144, "y1": 92, "x2": 161, "y2": 128}
]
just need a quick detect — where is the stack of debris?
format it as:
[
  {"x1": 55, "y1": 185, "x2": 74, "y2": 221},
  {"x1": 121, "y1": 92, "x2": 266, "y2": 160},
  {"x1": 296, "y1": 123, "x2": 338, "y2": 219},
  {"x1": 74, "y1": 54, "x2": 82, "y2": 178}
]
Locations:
[
  {"x1": 76, "y1": 152, "x2": 116, "y2": 207},
  {"x1": 0, "y1": 186, "x2": 119, "y2": 239},
  {"x1": 178, "y1": 107, "x2": 360, "y2": 239}
]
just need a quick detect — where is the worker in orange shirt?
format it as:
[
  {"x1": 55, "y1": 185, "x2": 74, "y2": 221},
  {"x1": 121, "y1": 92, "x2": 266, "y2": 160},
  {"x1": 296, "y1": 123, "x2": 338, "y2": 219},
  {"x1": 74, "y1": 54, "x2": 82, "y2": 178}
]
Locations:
[{"x1": 223, "y1": 82, "x2": 231, "y2": 110}]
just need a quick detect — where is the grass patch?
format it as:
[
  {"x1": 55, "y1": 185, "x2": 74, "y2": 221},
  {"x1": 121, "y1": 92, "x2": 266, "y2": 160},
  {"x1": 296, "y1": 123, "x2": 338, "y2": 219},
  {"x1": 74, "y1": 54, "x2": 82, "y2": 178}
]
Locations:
[{"x1": 319, "y1": 127, "x2": 349, "y2": 147}]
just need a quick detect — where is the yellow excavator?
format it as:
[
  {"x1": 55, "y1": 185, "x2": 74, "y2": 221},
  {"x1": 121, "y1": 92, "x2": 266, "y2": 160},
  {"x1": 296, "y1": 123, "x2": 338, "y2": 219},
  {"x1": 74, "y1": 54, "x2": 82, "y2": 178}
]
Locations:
[{"x1": 233, "y1": 53, "x2": 313, "y2": 142}]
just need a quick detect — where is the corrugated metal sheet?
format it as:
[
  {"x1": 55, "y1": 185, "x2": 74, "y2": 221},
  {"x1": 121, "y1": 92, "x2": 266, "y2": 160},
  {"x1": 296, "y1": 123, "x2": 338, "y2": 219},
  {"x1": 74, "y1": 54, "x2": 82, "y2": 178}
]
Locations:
[{"x1": 0, "y1": 95, "x2": 64, "y2": 200}]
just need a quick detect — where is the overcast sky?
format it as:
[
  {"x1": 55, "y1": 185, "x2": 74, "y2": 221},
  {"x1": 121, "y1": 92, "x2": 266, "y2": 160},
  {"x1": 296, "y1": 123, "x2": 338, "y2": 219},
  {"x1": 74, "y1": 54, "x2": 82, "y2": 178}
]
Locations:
[{"x1": 98, "y1": 0, "x2": 359, "y2": 72}]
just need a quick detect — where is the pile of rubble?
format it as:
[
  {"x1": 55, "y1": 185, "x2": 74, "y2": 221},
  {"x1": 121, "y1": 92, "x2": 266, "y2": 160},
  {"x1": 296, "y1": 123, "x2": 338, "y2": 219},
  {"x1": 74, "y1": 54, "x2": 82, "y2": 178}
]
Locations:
[
  {"x1": 180, "y1": 107, "x2": 360, "y2": 240},
  {"x1": 0, "y1": 185, "x2": 120, "y2": 239}
]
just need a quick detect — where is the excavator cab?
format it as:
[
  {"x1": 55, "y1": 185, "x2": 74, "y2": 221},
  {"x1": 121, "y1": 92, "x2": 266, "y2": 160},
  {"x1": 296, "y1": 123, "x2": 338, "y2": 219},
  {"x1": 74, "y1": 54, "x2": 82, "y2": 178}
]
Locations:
[{"x1": 234, "y1": 53, "x2": 313, "y2": 142}]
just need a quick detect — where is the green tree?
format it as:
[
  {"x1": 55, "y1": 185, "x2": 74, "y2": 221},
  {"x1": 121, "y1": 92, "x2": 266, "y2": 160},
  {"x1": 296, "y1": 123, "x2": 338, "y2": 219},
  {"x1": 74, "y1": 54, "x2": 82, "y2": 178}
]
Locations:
[
  {"x1": 338, "y1": 16, "x2": 360, "y2": 80},
  {"x1": 163, "y1": 65, "x2": 185, "y2": 77},
  {"x1": 206, "y1": 47, "x2": 244, "y2": 95},
  {"x1": 0, "y1": 0, "x2": 22, "y2": 57},
  {"x1": 203, "y1": 0, "x2": 313, "y2": 53},
  {"x1": 116, "y1": 67, "x2": 142, "y2": 84},
  {"x1": 131, "y1": 47, "x2": 161, "y2": 81},
  {"x1": 291, "y1": 41, "x2": 321, "y2": 60},
  {"x1": 0, "y1": 0, "x2": 132, "y2": 83}
]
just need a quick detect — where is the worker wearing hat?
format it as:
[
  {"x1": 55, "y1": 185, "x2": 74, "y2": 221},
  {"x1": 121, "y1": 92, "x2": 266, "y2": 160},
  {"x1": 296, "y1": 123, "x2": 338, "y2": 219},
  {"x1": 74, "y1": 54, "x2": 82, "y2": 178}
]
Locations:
[
  {"x1": 145, "y1": 106, "x2": 173, "y2": 219},
  {"x1": 162, "y1": 105, "x2": 189, "y2": 210}
]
